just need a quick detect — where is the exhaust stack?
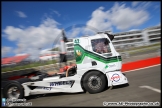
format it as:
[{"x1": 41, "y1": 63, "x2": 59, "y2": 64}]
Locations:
[{"x1": 59, "y1": 29, "x2": 68, "y2": 65}]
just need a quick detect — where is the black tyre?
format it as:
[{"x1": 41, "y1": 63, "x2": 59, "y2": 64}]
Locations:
[
  {"x1": 3, "y1": 82, "x2": 24, "y2": 99},
  {"x1": 83, "y1": 71, "x2": 106, "y2": 94}
]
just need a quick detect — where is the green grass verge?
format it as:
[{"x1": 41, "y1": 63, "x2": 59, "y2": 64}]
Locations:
[
  {"x1": 129, "y1": 46, "x2": 160, "y2": 55},
  {"x1": 117, "y1": 43, "x2": 161, "y2": 52},
  {"x1": 2, "y1": 60, "x2": 57, "y2": 73}
]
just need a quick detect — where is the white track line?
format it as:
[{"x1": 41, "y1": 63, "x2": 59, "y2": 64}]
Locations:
[
  {"x1": 139, "y1": 86, "x2": 161, "y2": 93},
  {"x1": 123, "y1": 64, "x2": 161, "y2": 73}
]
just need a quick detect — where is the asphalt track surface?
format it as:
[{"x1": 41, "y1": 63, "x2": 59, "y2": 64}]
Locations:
[{"x1": 26, "y1": 65, "x2": 161, "y2": 107}]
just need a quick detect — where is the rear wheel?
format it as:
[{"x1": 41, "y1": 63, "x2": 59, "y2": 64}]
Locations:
[
  {"x1": 3, "y1": 82, "x2": 24, "y2": 99},
  {"x1": 83, "y1": 71, "x2": 106, "y2": 94}
]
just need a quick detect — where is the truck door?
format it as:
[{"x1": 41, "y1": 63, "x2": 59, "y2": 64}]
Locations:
[
  {"x1": 73, "y1": 38, "x2": 92, "y2": 75},
  {"x1": 89, "y1": 38, "x2": 119, "y2": 73}
]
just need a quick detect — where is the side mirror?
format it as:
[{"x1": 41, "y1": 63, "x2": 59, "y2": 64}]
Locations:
[{"x1": 105, "y1": 33, "x2": 114, "y2": 41}]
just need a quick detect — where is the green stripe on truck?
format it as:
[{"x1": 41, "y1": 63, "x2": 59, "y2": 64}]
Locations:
[{"x1": 74, "y1": 44, "x2": 122, "y2": 64}]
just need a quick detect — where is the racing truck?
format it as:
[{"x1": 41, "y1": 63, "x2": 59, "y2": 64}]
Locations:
[{"x1": 1, "y1": 30, "x2": 128, "y2": 99}]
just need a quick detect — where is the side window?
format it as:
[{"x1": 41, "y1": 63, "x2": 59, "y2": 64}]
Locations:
[{"x1": 91, "y1": 38, "x2": 112, "y2": 57}]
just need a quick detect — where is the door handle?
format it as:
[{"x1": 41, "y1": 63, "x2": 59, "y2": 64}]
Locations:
[{"x1": 92, "y1": 61, "x2": 97, "y2": 66}]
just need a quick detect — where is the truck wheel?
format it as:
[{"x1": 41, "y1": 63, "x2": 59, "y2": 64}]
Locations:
[
  {"x1": 83, "y1": 71, "x2": 106, "y2": 94},
  {"x1": 3, "y1": 82, "x2": 24, "y2": 99}
]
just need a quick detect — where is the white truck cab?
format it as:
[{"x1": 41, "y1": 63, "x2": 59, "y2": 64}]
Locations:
[{"x1": 73, "y1": 33, "x2": 128, "y2": 93}]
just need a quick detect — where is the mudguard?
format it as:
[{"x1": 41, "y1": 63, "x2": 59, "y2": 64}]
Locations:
[{"x1": 105, "y1": 71, "x2": 128, "y2": 87}]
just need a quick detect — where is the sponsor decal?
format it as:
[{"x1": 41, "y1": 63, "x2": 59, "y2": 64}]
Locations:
[
  {"x1": 50, "y1": 80, "x2": 75, "y2": 87},
  {"x1": 74, "y1": 39, "x2": 80, "y2": 44},
  {"x1": 111, "y1": 73, "x2": 120, "y2": 82},
  {"x1": 105, "y1": 65, "x2": 108, "y2": 69},
  {"x1": 108, "y1": 64, "x2": 116, "y2": 68},
  {"x1": 105, "y1": 64, "x2": 115, "y2": 69},
  {"x1": 37, "y1": 87, "x2": 52, "y2": 90},
  {"x1": 76, "y1": 50, "x2": 82, "y2": 56}
]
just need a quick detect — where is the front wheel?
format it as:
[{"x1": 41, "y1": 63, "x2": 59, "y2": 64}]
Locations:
[
  {"x1": 3, "y1": 82, "x2": 24, "y2": 99},
  {"x1": 83, "y1": 71, "x2": 107, "y2": 94}
]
